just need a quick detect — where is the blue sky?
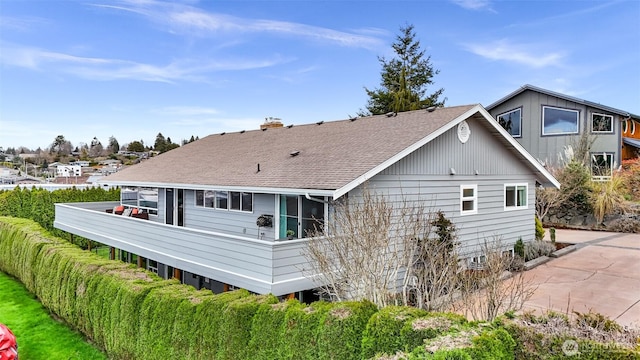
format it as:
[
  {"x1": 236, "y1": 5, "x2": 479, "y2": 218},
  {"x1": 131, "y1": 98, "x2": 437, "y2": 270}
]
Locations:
[{"x1": 1, "y1": 0, "x2": 639, "y2": 151}]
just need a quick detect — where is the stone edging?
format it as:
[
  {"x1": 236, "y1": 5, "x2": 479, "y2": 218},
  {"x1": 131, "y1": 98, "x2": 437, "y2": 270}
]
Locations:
[{"x1": 549, "y1": 244, "x2": 577, "y2": 258}]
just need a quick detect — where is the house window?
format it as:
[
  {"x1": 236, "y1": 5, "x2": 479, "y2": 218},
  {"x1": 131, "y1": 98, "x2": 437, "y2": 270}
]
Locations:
[
  {"x1": 632, "y1": 120, "x2": 637, "y2": 135},
  {"x1": 469, "y1": 255, "x2": 486, "y2": 270},
  {"x1": 591, "y1": 153, "x2": 613, "y2": 180},
  {"x1": 496, "y1": 108, "x2": 522, "y2": 137},
  {"x1": 460, "y1": 185, "x2": 478, "y2": 215},
  {"x1": 504, "y1": 184, "x2": 528, "y2": 210},
  {"x1": 121, "y1": 186, "x2": 158, "y2": 215},
  {"x1": 230, "y1": 191, "x2": 253, "y2": 212},
  {"x1": 591, "y1": 113, "x2": 613, "y2": 133},
  {"x1": 279, "y1": 195, "x2": 326, "y2": 239},
  {"x1": 215, "y1": 191, "x2": 228, "y2": 209},
  {"x1": 542, "y1": 106, "x2": 579, "y2": 135},
  {"x1": 147, "y1": 259, "x2": 158, "y2": 274}
]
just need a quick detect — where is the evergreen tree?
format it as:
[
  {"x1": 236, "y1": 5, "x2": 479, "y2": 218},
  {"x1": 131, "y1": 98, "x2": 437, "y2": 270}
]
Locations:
[{"x1": 362, "y1": 24, "x2": 445, "y2": 116}]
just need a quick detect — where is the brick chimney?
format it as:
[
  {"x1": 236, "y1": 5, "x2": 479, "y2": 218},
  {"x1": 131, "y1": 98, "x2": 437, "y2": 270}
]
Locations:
[{"x1": 260, "y1": 117, "x2": 284, "y2": 130}]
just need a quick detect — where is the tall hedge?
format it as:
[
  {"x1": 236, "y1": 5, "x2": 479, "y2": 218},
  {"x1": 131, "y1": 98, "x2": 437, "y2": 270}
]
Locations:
[{"x1": 1, "y1": 217, "x2": 637, "y2": 360}]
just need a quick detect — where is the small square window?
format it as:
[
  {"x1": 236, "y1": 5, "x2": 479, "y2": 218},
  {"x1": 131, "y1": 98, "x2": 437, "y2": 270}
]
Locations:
[
  {"x1": 591, "y1": 113, "x2": 613, "y2": 133},
  {"x1": 505, "y1": 184, "x2": 528, "y2": 210},
  {"x1": 460, "y1": 185, "x2": 478, "y2": 215},
  {"x1": 497, "y1": 108, "x2": 522, "y2": 137},
  {"x1": 215, "y1": 191, "x2": 228, "y2": 209}
]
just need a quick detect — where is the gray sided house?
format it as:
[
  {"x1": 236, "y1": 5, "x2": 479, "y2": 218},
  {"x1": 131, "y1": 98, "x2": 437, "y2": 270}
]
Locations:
[
  {"x1": 486, "y1": 84, "x2": 637, "y2": 179},
  {"x1": 53, "y1": 104, "x2": 558, "y2": 298}
]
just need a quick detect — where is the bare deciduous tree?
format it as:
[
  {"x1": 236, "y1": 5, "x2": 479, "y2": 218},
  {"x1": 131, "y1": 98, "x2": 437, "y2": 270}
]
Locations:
[
  {"x1": 451, "y1": 238, "x2": 537, "y2": 321},
  {"x1": 303, "y1": 186, "x2": 435, "y2": 307}
]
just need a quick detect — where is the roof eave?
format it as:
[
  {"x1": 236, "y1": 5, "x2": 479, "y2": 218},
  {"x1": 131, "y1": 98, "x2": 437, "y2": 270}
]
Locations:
[
  {"x1": 97, "y1": 180, "x2": 336, "y2": 197},
  {"x1": 333, "y1": 104, "x2": 560, "y2": 198}
]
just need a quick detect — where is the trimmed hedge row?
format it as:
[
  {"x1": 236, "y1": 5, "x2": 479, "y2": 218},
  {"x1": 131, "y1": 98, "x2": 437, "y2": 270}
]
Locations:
[
  {"x1": 1, "y1": 217, "x2": 637, "y2": 359},
  {"x1": 0, "y1": 186, "x2": 119, "y2": 248}
]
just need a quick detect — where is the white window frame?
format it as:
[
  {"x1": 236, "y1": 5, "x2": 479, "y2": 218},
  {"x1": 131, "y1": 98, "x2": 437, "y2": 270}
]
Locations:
[
  {"x1": 460, "y1": 184, "x2": 478, "y2": 215},
  {"x1": 590, "y1": 153, "x2": 614, "y2": 181},
  {"x1": 229, "y1": 191, "x2": 254, "y2": 213},
  {"x1": 147, "y1": 259, "x2": 158, "y2": 274},
  {"x1": 542, "y1": 106, "x2": 579, "y2": 136},
  {"x1": 632, "y1": 120, "x2": 637, "y2": 135},
  {"x1": 504, "y1": 183, "x2": 528, "y2": 211},
  {"x1": 591, "y1": 112, "x2": 614, "y2": 134},
  {"x1": 496, "y1": 107, "x2": 522, "y2": 137}
]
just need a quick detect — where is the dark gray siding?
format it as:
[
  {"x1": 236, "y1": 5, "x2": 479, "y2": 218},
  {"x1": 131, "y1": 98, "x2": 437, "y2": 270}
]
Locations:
[
  {"x1": 488, "y1": 89, "x2": 620, "y2": 167},
  {"x1": 370, "y1": 117, "x2": 537, "y2": 257}
]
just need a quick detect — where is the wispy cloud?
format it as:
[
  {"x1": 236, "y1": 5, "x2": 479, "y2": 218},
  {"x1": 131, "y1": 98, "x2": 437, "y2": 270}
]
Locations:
[
  {"x1": 450, "y1": 0, "x2": 494, "y2": 11},
  {"x1": 0, "y1": 43, "x2": 291, "y2": 83},
  {"x1": 0, "y1": 15, "x2": 50, "y2": 32},
  {"x1": 464, "y1": 39, "x2": 564, "y2": 68},
  {"x1": 93, "y1": 0, "x2": 385, "y2": 50}
]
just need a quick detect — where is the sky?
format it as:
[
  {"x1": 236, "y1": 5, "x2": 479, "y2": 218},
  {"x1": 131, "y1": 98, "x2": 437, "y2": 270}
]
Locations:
[{"x1": 1, "y1": 0, "x2": 639, "y2": 151}]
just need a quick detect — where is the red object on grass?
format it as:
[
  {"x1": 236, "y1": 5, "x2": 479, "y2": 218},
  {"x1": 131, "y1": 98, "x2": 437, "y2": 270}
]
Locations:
[{"x1": 0, "y1": 323, "x2": 17, "y2": 360}]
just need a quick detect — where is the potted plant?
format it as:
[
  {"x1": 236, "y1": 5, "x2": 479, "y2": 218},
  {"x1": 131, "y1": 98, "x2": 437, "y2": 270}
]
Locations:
[{"x1": 286, "y1": 229, "x2": 295, "y2": 240}]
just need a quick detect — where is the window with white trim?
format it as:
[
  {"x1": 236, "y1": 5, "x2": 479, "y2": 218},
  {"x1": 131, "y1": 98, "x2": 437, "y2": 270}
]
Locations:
[
  {"x1": 147, "y1": 259, "x2": 158, "y2": 274},
  {"x1": 460, "y1": 185, "x2": 478, "y2": 215},
  {"x1": 591, "y1": 153, "x2": 613, "y2": 180},
  {"x1": 195, "y1": 190, "x2": 253, "y2": 212},
  {"x1": 504, "y1": 184, "x2": 528, "y2": 210},
  {"x1": 121, "y1": 186, "x2": 158, "y2": 215},
  {"x1": 230, "y1": 191, "x2": 253, "y2": 212},
  {"x1": 497, "y1": 108, "x2": 522, "y2": 137},
  {"x1": 622, "y1": 119, "x2": 628, "y2": 134},
  {"x1": 542, "y1": 106, "x2": 579, "y2": 135},
  {"x1": 591, "y1": 113, "x2": 613, "y2": 133}
]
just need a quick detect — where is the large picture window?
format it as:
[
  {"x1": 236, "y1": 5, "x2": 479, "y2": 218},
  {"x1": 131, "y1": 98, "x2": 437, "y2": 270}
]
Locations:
[
  {"x1": 460, "y1": 185, "x2": 478, "y2": 215},
  {"x1": 504, "y1": 184, "x2": 527, "y2": 210},
  {"x1": 542, "y1": 106, "x2": 579, "y2": 135},
  {"x1": 497, "y1": 108, "x2": 522, "y2": 137},
  {"x1": 591, "y1": 113, "x2": 613, "y2": 133}
]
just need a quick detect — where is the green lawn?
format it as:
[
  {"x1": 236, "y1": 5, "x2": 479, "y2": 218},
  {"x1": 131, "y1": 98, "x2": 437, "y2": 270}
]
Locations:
[{"x1": 0, "y1": 271, "x2": 107, "y2": 360}]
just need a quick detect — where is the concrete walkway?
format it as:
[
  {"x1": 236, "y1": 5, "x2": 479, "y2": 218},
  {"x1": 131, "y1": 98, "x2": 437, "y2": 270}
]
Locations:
[{"x1": 520, "y1": 229, "x2": 640, "y2": 329}]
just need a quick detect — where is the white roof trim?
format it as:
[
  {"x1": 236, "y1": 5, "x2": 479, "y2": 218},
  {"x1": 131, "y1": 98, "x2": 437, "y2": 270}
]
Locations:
[
  {"x1": 333, "y1": 104, "x2": 559, "y2": 199},
  {"x1": 97, "y1": 180, "x2": 335, "y2": 197}
]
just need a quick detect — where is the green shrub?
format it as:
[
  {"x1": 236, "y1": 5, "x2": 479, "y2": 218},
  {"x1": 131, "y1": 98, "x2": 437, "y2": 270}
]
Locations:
[
  {"x1": 280, "y1": 301, "x2": 333, "y2": 360},
  {"x1": 361, "y1": 306, "x2": 429, "y2": 358},
  {"x1": 317, "y1": 300, "x2": 379, "y2": 360},
  {"x1": 513, "y1": 238, "x2": 524, "y2": 258},
  {"x1": 535, "y1": 216, "x2": 545, "y2": 240},
  {"x1": 466, "y1": 328, "x2": 515, "y2": 360},
  {"x1": 246, "y1": 300, "x2": 295, "y2": 360},
  {"x1": 217, "y1": 293, "x2": 278, "y2": 360}
]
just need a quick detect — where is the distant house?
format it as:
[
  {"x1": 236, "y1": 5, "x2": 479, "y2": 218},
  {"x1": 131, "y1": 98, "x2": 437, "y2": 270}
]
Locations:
[
  {"x1": 56, "y1": 165, "x2": 82, "y2": 177},
  {"x1": 71, "y1": 160, "x2": 91, "y2": 167},
  {"x1": 486, "y1": 84, "x2": 639, "y2": 179},
  {"x1": 54, "y1": 104, "x2": 558, "y2": 299}
]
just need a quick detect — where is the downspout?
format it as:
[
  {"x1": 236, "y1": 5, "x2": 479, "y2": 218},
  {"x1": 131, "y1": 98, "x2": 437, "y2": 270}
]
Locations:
[{"x1": 305, "y1": 193, "x2": 330, "y2": 204}]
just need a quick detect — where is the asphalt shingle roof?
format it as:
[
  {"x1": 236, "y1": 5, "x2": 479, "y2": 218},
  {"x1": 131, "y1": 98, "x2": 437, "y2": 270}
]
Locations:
[{"x1": 104, "y1": 105, "x2": 478, "y2": 191}]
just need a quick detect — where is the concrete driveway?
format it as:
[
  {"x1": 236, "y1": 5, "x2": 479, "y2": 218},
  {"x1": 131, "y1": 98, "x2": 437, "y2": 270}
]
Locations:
[{"x1": 520, "y1": 229, "x2": 640, "y2": 329}]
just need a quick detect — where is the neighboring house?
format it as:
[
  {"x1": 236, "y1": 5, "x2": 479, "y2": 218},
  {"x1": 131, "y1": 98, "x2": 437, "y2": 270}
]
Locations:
[
  {"x1": 486, "y1": 84, "x2": 638, "y2": 179},
  {"x1": 56, "y1": 165, "x2": 82, "y2": 177},
  {"x1": 71, "y1": 160, "x2": 91, "y2": 167},
  {"x1": 622, "y1": 116, "x2": 640, "y2": 160},
  {"x1": 53, "y1": 104, "x2": 558, "y2": 299}
]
